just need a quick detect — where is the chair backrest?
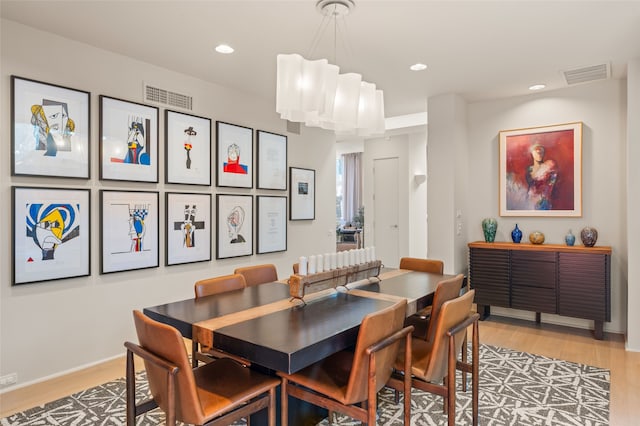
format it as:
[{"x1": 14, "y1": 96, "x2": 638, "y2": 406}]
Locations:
[
  {"x1": 399, "y1": 257, "x2": 444, "y2": 274},
  {"x1": 344, "y1": 299, "x2": 407, "y2": 404},
  {"x1": 132, "y1": 310, "x2": 204, "y2": 425},
  {"x1": 425, "y1": 273, "x2": 465, "y2": 342},
  {"x1": 234, "y1": 264, "x2": 278, "y2": 287},
  {"x1": 292, "y1": 262, "x2": 299, "y2": 274},
  {"x1": 416, "y1": 290, "x2": 475, "y2": 384},
  {"x1": 194, "y1": 273, "x2": 246, "y2": 298}
]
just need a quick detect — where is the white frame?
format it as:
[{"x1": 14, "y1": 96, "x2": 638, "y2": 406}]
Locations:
[
  {"x1": 257, "y1": 196, "x2": 287, "y2": 254},
  {"x1": 216, "y1": 194, "x2": 253, "y2": 259},
  {"x1": 99, "y1": 95, "x2": 159, "y2": 182},
  {"x1": 257, "y1": 130, "x2": 287, "y2": 190},
  {"x1": 100, "y1": 190, "x2": 159, "y2": 274},
  {"x1": 13, "y1": 186, "x2": 91, "y2": 285},
  {"x1": 289, "y1": 167, "x2": 315, "y2": 220},
  {"x1": 216, "y1": 121, "x2": 253, "y2": 188},
  {"x1": 165, "y1": 110, "x2": 212, "y2": 185},
  {"x1": 11, "y1": 76, "x2": 90, "y2": 179},
  {"x1": 166, "y1": 192, "x2": 212, "y2": 266}
]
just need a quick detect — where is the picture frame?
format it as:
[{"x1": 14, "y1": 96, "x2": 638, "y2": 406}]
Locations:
[
  {"x1": 166, "y1": 192, "x2": 212, "y2": 266},
  {"x1": 499, "y1": 122, "x2": 582, "y2": 217},
  {"x1": 289, "y1": 167, "x2": 315, "y2": 220},
  {"x1": 257, "y1": 196, "x2": 287, "y2": 254},
  {"x1": 216, "y1": 121, "x2": 253, "y2": 188},
  {"x1": 257, "y1": 130, "x2": 287, "y2": 190},
  {"x1": 11, "y1": 76, "x2": 90, "y2": 179},
  {"x1": 99, "y1": 95, "x2": 159, "y2": 182},
  {"x1": 165, "y1": 110, "x2": 212, "y2": 185},
  {"x1": 100, "y1": 190, "x2": 159, "y2": 274},
  {"x1": 12, "y1": 186, "x2": 91, "y2": 285},
  {"x1": 216, "y1": 194, "x2": 253, "y2": 259}
]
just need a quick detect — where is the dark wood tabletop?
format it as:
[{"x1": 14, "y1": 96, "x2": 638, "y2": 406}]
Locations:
[{"x1": 143, "y1": 269, "x2": 450, "y2": 374}]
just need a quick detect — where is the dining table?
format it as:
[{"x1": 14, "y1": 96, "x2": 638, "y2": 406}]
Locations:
[{"x1": 142, "y1": 267, "x2": 455, "y2": 424}]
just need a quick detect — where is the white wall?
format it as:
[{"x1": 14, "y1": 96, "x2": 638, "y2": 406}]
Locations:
[
  {"x1": 626, "y1": 58, "x2": 640, "y2": 351},
  {"x1": 0, "y1": 20, "x2": 337, "y2": 389},
  {"x1": 442, "y1": 79, "x2": 628, "y2": 334}
]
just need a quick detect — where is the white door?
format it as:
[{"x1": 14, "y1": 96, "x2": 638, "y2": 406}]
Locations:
[{"x1": 373, "y1": 157, "x2": 400, "y2": 268}]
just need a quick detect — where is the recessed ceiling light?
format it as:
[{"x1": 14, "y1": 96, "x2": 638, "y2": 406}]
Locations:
[
  {"x1": 529, "y1": 84, "x2": 546, "y2": 91},
  {"x1": 410, "y1": 63, "x2": 427, "y2": 71},
  {"x1": 215, "y1": 44, "x2": 234, "y2": 54}
]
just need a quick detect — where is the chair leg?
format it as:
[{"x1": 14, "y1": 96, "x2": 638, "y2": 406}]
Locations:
[
  {"x1": 447, "y1": 335, "x2": 457, "y2": 426},
  {"x1": 403, "y1": 331, "x2": 412, "y2": 426},
  {"x1": 191, "y1": 340, "x2": 198, "y2": 368},
  {"x1": 367, "y1": 357, "x2": 377, "y2": 426},
  {"x1": 461, "y1": 330, "x2": 468, "y2": 392},
  {"x1": 442, "y1": 377, "x2": 448, "y2": 414},
  {"x1": 268, "y1": 387, "x2": 276, "y2": 426},
  {"x1": 472, "y1": 321, "x2": 480, "y2": 426},
  {"x1": 281, "y1": 377, "x2": 289, "y2": 426},
  {"x1": 125, "y1": 349, "x2": 136, "y2": 426}
]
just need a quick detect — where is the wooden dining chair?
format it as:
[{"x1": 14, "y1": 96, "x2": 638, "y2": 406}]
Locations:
[
  {"x1": 387, "y1": 290, "x2": 480, "y2": 426},
  {"x1": 125, "y1": 310, "x2": 279, "y2": 426},
  {"x1": 234, "y1": 264, "x2": 278, "y2": 287},
  {"x1": 405, "y1": 273, "x2": 464, "y2": 341},
  {"x1": 194, "y1": 273, "x2": 246, "y2": 298},
  {"x1": 278, "y1": 299, "x2": 413, "y2": 426},
  {"x1": 192, "y1": 273, "x2": 250, "y2": 368},
  {"x1": 399, "y1": 257, "x2": 446, "y2": 338}
]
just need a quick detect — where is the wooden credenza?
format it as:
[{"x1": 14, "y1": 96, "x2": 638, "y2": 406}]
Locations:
[{"x1": 468, "y1": 241, "x2": 611, "y2": 339}]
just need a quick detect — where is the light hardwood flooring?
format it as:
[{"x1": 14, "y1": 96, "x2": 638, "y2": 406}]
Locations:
[{"x1": 1, "y1": 317, "x2": 639, "y2": 424}]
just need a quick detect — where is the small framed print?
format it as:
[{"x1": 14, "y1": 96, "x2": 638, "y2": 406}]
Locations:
[
  {"x1": 165, "y1": 110, "x2": 212, "y2": 185},
  {"x1": 257, "y1": 130, "x2": 287, "y2": 190},
  {"x1": 216, "y1": 194, "x2": 253, "y2": 259},
  {"x1": 216, "y1": 121, "x2": 253, "y2": 188},
  {"x1": 100, "y1": 190, "x2": 159, "y2": 274},
  {"x1": 99, "y1": 95, "x2": 159, "y2": 182},
  {"x1": 257, "y1": 196, "x2": 287, "y2": 254},
  {"x1": 499, "y1": 122, "x2": 582, "y2": 217},
  {"x1": 166, "y1": 192, "x2": 212, "y2": 266},
  {"x1": 12, "y1": 186, "x2": 91, "y2": 285},
  {"x1": 11, "y1": 76, "x2": 90, "y2": 179},
  {"x1": 289, "y1": 167, "x2": 315, "y2": 220}
]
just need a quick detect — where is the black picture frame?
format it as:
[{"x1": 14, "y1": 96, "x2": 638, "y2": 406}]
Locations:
[
  {"x1": 165, "y1": 192, "x2": 212, "y2": 266},
  {"x1": 216, "y1": 121, "x2": 253, "y2": 188},
  {"x1": 289, "y1": 167, "x2": 316, "y2": 220},
  {"x1": 216, "y1": 194, "x2": 253, "y2": 259},
  {"x1": 257, "y1": 130, "x2": 287, "y2": 190},
  {"x1": 257, "y1": 195, "x2": 287, "y2": 254},
  {"x1": 165, "y1": 110, "x2": 212, "y2": 186}
]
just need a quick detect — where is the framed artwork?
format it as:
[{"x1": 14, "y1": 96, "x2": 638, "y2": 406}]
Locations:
[
  {"x1": 216, "y1": 194, "x2": 253, "y2": 259},
  {"x1": 257, "y1": 130, "x2": 287, "y2": 190},
  {"x1": 499, "y1": 122, "x2": 582, "y2": 217},
  {"x1": 257, "y1": 196, "x2": 287, "y2": 254},
  {"x1": 165, "y1": 110, "x2": 212, "y2": 185},
  {"x1": 166, "y1": 192, "x2": 212, "y2": 266},
  {"x1": 216, "y1": 121, "x2": 253, "y2": 188},
  {"x1": 289, "y1": 167, "x2": 315, "y2": 220},
  {"x1": 100, "y1": 190, "x2": 159, "y2": 274},
  {"x1": 99, "y1": 95, "x2": 159, "y2": 182},
  {"x1": 12, "y1": 186, "x2": 90, "y2": 285},
  {"x1": 11, "y1": 76, "x2": 90, "y2": 179}
]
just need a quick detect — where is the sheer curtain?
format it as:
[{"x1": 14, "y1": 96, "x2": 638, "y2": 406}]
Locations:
[{"x1": 342, "y1": 152, "x2": 362, "y2": 225}]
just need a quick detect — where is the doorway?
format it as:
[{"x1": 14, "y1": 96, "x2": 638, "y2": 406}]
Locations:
[{"x1": 373, "y1": 157, "x2": 400, "y2": 267}]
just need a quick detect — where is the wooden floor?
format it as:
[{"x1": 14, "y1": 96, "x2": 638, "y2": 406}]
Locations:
[{"x1": 1, "y1": 317, "x2": 639, "y2": 424}]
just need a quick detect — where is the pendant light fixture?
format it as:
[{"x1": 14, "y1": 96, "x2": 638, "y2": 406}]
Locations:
[{"x1": 276, "y1": 0, "x2": 385, "y2": 137}]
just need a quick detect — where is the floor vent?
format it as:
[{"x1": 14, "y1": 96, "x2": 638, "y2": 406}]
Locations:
[
  {"x1": 143, "y1": 83, "x2": 193, "y2": 110},
  {"x1": 562, "y1": 63, "x2": 610, "y2": 86}
]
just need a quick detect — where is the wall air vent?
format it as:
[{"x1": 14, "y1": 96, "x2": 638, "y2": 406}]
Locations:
[
  {"x1": 143, "y1": 83, "x2": 193, "y2": 110},
  {"x1": 562, "y1": 63, "x2": 610, "y2": 86},
  {"x1": 286, "y1": 120, "x2": 301, "y2": 135}
]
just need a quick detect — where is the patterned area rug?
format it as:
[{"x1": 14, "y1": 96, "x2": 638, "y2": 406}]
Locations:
[{"x1": 0, "y1": 344, "x2": 609, "y2": 426}]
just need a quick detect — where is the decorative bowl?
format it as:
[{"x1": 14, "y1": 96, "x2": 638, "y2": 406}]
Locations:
[{"x1": 529, "y1": 231, "x2": 545, "y2": 245}]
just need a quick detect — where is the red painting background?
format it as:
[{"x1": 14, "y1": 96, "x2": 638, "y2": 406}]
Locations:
[{"x1": 506, "y1": 129, "x2": 575, "y2": 210}]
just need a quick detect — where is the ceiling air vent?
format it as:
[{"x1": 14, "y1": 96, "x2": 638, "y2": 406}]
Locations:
[
  {"x1": 562, "y1": 63, "x2": 610, "y2": 86},
  {"x1": 143, "y1": 83, "x2": 193, "y2": 110}
]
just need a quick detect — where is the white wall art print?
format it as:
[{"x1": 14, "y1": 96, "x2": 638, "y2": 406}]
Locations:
[
  {"x1": 216, "y1": 121, "x2": 253, "y2": 188},
  {"x1": 257, "y1": 195, "x2": 287, "y2": 254},
  {"x1": 100, "y1": 190, "x2": 159, "y2": 274},
  {"x1": 166, "y1": 192, "x2": 212, "y2": 266},
  {"x1": 257, "y1": 130, "x2": 287, "y2": 190},
  {"x1": 216, "y1": 194, "x2": 253, "y2": 259},
  {"x1": 165, "y1": 110, "x2": 212, "y2": 185}
]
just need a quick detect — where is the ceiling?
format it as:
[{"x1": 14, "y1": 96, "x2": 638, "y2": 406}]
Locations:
[{"x1": 2, "y1": 1, "x2": 640, "y2": 119}]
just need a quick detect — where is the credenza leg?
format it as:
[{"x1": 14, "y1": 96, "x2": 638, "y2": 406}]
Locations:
[
  {"x1": 535, "y1": 312, "x2": 541, "y2": 323},
  {"x1": 477, "y1": 305, "x2": 490, "y2": 320},
  {"x1": 594, "y1": 320, "x2": 604, "y2": 340}
]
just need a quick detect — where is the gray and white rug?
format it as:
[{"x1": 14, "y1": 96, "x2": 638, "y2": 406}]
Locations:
[{"x1": 1, "y1": 344, "x2": 609, "y2": 426}]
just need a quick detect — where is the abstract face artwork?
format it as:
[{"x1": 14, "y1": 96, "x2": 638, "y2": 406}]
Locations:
[
  {"x1": 30, "y1": 99, "x2": 75, "y2": 157},
  {"x1": 127, "y1": 204, "x2": 149, "y2": 252},
  {"x1": 227, "y1": 205, "x2": 246, "y2": 243},
  {"x1": 223, "y1": 143, "x2": 248, "y2": 174},
  {"x1": 26, "y1": 203, "x2": 80, "y2": 260},
  {"x1": 110, "y1": 116, "x2": 151, "y2": 166},
  {"x1": 173, "y1": 204, "x2": 205, "y2": 248},
  {"x1": 183, "y1": 126, "x2": 196, "y2": 169}
]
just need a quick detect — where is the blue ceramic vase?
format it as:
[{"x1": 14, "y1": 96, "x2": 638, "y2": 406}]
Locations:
[
  {"x1": 511, "y1": 224, "x2": 523, "y2": 243},
  {"x1": 482, "y1": 218, "x2": 498, "y2": 243},
  {"x1": 565, "y1": 229, "x2": 576, "y2": 246}
]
